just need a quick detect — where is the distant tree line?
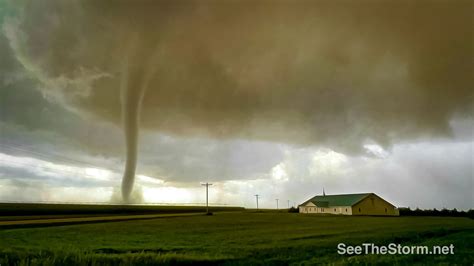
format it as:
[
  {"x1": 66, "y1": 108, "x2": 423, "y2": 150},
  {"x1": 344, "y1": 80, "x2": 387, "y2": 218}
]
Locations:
[
  {"x1": 288, "y1": 206, "x2": 473, "y2": 218},
  {"x1": 398, "y1": 207, "x2": 474, "y2": 219},
  {"x1": 288, "y1": 207, "x2": 299, "y2": 213}
]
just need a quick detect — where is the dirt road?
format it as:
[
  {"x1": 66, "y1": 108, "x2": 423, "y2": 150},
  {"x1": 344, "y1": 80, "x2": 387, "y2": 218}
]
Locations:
[{"x1": 0, "y1": 212, "x2": 204, "y2": 229}]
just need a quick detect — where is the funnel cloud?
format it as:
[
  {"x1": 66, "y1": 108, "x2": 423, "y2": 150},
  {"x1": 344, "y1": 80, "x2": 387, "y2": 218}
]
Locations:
[
  {"x1": 2, "y1": 0, "x2": 472, "y2": 201},
  {"x1": 119, "y1": 36, "x2": 158, "y2": 201}
]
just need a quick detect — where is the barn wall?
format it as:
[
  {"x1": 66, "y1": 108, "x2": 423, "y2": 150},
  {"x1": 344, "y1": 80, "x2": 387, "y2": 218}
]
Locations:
[
  {"x1": 299, "y1": 203, "x2": 352, "y2": 215},
  {"x1": 299, "y1": 202, "x2": 316, "y2": 214},
  {"x1": 351, "y1": 195, "x2": 399, "y2": 216}
]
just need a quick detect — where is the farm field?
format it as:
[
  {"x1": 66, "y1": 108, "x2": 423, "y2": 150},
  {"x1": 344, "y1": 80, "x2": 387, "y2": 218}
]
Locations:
[
  {"x1": 0, "y1": 212, "x2": 473, "y2": 265},
  {"x1": 0, "y1": 203, "x2": 244, "y2": 216},
  {"x1": 0, "y1": 203, "x2": 243, "y2": 227}
]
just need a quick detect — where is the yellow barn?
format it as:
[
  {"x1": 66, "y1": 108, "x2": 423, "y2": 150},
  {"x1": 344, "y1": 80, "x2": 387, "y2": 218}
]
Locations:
[{"x1": 299, "y1": 193, "x2": 399, "y2": 216}]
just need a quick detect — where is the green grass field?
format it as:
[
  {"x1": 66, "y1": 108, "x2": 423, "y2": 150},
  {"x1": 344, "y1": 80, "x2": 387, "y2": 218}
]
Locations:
[{"x1": 0, "y1": 212, "x2": 473, "y2": 265}]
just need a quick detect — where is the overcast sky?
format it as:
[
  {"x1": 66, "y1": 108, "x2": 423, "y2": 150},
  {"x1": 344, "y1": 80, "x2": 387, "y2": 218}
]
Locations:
[{"x1": 0, "y1": 0, "x2": 472, "y2": 209}]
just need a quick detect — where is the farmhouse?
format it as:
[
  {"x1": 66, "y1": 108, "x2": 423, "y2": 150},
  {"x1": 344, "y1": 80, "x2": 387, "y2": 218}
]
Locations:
[{"x1": 299, "y1": 193, "x2": 399, "y2": 216}]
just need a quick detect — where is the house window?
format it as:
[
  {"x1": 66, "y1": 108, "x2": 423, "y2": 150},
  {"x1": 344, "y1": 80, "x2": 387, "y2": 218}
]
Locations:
[
  {"x1": 345, "y1": 208, "x2": 347, "y2": 212},
  {"x1": 321, "y1": 208, "x2": 324, "y2": 212},
  {"x1": 359, "y1": 208, "x2": 361, "y2": 212},
  {"x1": 385, "y1": 208, "x2": 387, "y2": 213},
  {"x1": 334, "y1": 208, "x2": 336, "y2": 212}
]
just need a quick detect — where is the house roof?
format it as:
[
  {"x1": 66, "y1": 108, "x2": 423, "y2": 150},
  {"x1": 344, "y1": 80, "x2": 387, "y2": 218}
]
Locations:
[{"x1": 301, "y1": 193, "x2": 371, "y2": 207}]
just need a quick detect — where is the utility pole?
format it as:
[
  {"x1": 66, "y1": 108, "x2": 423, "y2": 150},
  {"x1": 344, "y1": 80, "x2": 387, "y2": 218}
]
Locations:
[
  {"x1": 276, "y1": 199, "x2": 279, "y2": 209},
  {"x1": 255, "y1": 194, "x2": 260, "y2": 210},
  {"x1": 201, "y1": 182, "x2": 213, "y2": 214},
  {"x1": 287, "y1": 200, "x2": 290, "y2": 209}
]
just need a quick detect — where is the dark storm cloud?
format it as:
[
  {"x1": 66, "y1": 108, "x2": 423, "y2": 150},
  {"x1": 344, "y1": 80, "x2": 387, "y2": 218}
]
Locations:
[
  {"x1": 4, "y1": 0, "x2": 472, "y2": 150},
  {"x1": 0, "y1": 31, "x2": 123, "y2": 162}
]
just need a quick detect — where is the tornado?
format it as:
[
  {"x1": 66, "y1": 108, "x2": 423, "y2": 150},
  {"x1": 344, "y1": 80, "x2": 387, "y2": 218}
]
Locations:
[{"x1": 119, "y1": 44, "x2": 151, "y2": 202}]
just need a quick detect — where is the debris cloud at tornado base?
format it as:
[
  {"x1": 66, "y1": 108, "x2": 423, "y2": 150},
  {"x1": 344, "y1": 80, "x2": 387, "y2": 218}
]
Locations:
[{"x1": 3, "y1": 0, "x2": 472, "y2": 201}]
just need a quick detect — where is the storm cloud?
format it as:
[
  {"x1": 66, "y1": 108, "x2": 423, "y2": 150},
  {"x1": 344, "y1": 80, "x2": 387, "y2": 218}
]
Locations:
[
  {"x1": 4, "y1": 0, "x2": 472, "y2": 149},
  {"x1": 0, "y1": 0, "x2": 472, "y2": 204}
]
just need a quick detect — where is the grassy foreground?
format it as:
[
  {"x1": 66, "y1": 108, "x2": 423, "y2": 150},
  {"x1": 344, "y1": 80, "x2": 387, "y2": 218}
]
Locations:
[{"x1": 0, "y1": 212, "x2": 472, "y2": 265}]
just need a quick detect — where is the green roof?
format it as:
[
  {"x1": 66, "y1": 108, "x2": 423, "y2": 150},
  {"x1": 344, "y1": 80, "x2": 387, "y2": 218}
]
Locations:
[{"x1": 302, "y1": 193, "x2": 371, "y2": 207}]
